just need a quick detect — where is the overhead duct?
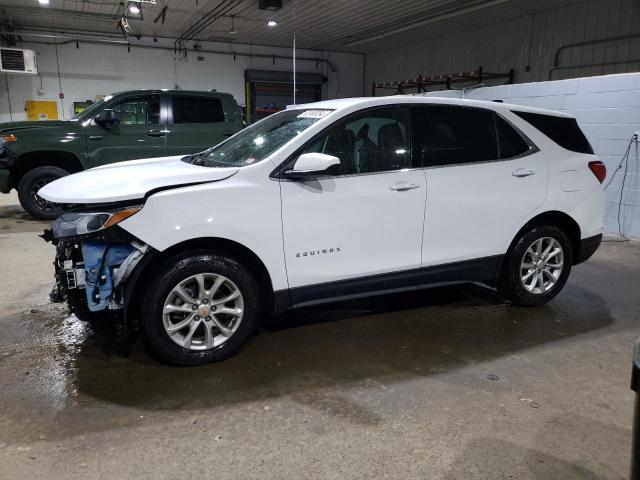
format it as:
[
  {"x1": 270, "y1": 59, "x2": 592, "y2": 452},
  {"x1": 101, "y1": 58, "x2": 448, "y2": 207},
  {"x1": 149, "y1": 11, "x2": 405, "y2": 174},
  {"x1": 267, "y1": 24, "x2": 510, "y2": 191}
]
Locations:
[{"x1": 258, "y1": 0, "x2": 282, "y2": 11}]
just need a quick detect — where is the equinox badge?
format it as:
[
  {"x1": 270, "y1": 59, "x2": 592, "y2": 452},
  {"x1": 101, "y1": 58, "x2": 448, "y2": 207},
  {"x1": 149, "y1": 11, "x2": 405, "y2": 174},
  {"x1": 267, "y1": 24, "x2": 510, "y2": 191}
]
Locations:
[{"x1": 296, "y1": 247, "x2": 342, "y2": 258}]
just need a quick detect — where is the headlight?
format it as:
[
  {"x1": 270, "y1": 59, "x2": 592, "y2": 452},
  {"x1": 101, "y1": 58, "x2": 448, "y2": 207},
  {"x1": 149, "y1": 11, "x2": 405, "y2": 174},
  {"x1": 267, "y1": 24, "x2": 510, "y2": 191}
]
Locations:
[
  {"x1": 0, "y1": 134, "x2": 17, "y2": 143},
  {"x1": 52, "y1": 206, "x2": 142, "y2": 238}
]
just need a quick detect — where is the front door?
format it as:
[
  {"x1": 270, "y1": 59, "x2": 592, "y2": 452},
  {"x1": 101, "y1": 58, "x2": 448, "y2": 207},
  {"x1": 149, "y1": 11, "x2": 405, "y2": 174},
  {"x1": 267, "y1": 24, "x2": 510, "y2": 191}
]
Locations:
[
  {"x1": 280, "y1": 105, "x2": 427, "y2": 304},
  {"x1": 418, "y1": 105, "x2": 548, "y2": 267},
  {"x1": 84, "y1": 93, "x2": 167, "y2": 168}
]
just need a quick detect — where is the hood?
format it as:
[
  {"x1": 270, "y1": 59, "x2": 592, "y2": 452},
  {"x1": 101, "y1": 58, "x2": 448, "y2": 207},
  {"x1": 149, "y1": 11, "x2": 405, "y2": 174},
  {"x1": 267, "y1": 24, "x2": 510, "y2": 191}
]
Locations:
[
  {"x1": 38, "y1": 155, "x2": 239, "y2": 204},
  {"x1": 0, "y1": 120, "x2": 67, "y2": 134}
]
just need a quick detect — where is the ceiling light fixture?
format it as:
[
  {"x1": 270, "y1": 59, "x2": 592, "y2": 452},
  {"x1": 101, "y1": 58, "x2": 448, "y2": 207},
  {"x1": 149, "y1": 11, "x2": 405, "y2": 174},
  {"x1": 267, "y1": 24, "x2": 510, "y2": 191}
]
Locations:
[
  {"x1": 129, "y1": 3, "x2": 140, "y2": 14},
  {"x1": 267, "y1": 20, "x2": 277, "y2": 28},
  {"x1": 38, "y1": 0, "x2": 50, "y2": 5},
  {"x1": 229, "y1": 16, "x2": 236, "y2": 34}
]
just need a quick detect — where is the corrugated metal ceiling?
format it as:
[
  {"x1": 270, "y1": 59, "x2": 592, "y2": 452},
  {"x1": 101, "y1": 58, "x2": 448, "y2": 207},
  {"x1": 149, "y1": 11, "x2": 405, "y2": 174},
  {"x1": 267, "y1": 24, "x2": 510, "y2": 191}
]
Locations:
[{"x1": 0, "y1": 0, "x2": 587, "y2": 53}]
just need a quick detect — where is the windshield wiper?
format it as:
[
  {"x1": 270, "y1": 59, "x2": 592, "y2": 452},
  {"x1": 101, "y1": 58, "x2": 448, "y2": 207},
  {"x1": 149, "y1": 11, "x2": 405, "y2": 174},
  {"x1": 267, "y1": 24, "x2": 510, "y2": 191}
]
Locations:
[
  {"x1": 182, "y1": 149, "x2": 211, "y2": 166},
  {"x1": 182, "y1": 151, "x2": 229, "y2": 168}
]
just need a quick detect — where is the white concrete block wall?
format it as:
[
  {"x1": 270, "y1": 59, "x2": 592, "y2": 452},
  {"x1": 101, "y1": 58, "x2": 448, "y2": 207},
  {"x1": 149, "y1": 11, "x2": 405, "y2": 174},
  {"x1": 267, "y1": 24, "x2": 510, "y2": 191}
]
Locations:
[
  {"x1": 0, "y1": 36, "x2": 364, "y2": 123},
  {"x1": 425, "y1": 73, "x2": 640, "y2": 238}
]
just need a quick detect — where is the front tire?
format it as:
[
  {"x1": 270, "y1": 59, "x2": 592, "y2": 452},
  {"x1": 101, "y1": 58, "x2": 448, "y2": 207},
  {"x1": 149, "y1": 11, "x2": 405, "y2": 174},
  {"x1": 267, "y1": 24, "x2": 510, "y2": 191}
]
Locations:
[
  {"x1": 140, "y1": 253, "x2": 261, "y2": 366},
  {"x1": 17, "y1": 166, "x2": 69, "y2": 220},
  {"x1": 498, "y1": 225, "x2": 573, "y2": 306}
]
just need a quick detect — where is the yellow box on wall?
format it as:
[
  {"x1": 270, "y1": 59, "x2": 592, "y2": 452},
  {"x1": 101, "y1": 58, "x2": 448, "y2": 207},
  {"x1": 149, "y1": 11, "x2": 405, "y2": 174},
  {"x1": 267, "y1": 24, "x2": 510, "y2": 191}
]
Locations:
[{"x1": 25, "y1": 100, "x2": 59, "y2": 121}]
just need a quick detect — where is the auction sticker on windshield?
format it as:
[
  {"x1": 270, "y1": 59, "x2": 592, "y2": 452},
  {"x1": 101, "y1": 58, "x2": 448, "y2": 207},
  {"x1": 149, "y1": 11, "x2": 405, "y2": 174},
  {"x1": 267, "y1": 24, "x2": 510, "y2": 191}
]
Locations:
[{"x1": 297, "y1": 109, "x2": 332, "y2": 119}]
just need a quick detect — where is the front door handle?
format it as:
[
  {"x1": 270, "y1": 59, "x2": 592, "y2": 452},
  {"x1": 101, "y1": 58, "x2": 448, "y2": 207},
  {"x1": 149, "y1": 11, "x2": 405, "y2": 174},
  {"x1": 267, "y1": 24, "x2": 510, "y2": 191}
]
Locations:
[
  {"x1": 512, "y1": 168, "x2": 536, "y2": 177},
  {"x1": 147, "y1": 129, "x2": 169, "y2": 137},
  {"x1": 223, "y1": 131, "x2": 235, "y2": 137},
  {"x1": 389, "y1": 183, "x2": 420, "y2": 192},
  {"x1": 89, "y1": 135, "x2": 103, "y2": 141}
]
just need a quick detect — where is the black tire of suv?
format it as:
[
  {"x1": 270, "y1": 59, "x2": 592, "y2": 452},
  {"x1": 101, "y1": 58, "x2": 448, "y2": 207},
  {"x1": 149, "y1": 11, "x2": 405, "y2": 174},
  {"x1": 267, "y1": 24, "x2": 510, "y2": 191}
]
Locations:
[
  {"x1": 140, "y1": 253, "x2": 261, "y2": 366},
  {"x1": 497, "y1": 225, "x2": 573, "y2": 307},
  {"x1": 17, "y1": 166, "x2": 69, "y2": 220}
]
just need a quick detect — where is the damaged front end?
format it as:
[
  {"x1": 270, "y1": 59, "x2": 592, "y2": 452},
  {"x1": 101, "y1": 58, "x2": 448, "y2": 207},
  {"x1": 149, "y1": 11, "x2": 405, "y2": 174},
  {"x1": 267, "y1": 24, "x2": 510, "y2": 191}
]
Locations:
[{"x1": 43, "y1": 206, "x2": 149, "y2": 320}]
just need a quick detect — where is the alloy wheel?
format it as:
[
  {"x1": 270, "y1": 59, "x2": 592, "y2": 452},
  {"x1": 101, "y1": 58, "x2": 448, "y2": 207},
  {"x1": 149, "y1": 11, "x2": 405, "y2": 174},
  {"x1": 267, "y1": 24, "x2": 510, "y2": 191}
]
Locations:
[
  {"x1": 519, "y1": 237, "x2": 564, "y2": 294},
  {"x1": 162, "y1": 273, "x2": 244, "y2": 350}
]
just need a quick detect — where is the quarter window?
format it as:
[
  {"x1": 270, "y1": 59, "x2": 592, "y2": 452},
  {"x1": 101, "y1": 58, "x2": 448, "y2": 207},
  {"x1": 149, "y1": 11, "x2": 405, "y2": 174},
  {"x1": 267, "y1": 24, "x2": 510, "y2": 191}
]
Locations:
[
  {"x1": 172, "y1": 96, "x2": 225, "y2": 124},
  {"x1": 111, "y1": 95, "x2": 161, "y2": 125},
  {"x1": 495, "y1": 114, "x2": 530, "y2": 158},
  {"x1": 427, "y1": 105, "x2": 498, "y2": 166},
  {"x1": 302, "y1": 106, "x2": 414, "y2": 175}
]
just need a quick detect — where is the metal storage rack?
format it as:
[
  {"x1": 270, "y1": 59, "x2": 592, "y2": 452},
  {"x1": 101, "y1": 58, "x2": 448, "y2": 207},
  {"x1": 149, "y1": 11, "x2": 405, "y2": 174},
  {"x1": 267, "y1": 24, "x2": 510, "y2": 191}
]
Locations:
[{"x1": 372, "y1": 66, "x2": 514, "y2": 95}]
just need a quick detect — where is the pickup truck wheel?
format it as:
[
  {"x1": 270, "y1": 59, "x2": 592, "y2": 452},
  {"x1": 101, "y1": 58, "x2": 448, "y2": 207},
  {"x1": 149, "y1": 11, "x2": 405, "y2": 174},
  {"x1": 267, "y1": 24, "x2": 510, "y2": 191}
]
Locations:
[
  {"x1": 17, "y1": 166, "x2": 69, "y2": 220},
  {"x1": 141, "y1": 253, "x2": 261, "y2": 366},
  {"x1": 498, "y1": 225, "x2": 573, "y2": 306}
]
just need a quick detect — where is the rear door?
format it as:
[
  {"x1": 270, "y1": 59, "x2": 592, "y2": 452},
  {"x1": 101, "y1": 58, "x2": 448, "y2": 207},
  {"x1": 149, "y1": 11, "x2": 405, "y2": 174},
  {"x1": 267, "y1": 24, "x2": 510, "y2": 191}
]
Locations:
[
  {"x1": 84, "y1": 93, "x2": 167, "y2": 168},
  {"x1": 166, "y1": 93, "x2": 235, "y2": 155},
  {"x1": 419, "y1": 105, "x2": 548, "y2": 266}
]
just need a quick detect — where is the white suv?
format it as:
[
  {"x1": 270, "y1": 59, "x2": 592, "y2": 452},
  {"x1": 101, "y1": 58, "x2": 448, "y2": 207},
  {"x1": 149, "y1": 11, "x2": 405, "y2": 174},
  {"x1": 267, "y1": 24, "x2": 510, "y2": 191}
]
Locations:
[{"x1": 40, "y1": 96, "x2": 605, "y2": 365}]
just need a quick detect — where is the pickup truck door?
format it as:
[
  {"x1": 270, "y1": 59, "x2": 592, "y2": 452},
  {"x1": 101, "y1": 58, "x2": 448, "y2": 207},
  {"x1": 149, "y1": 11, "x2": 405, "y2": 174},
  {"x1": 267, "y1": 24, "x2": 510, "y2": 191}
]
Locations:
[
  {"x1": 84, "y1": 93, "x2": 168, "y2": 168},
  {"x1": 165, "y1": 93, "x2": 237, "y2": 156}
]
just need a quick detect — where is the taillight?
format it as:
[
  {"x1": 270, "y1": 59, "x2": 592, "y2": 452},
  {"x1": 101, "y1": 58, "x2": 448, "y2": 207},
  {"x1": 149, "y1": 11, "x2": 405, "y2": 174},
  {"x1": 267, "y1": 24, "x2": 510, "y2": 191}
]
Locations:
[{"x1": 588, "y1": 161, "x2": 606, "y2": 184}]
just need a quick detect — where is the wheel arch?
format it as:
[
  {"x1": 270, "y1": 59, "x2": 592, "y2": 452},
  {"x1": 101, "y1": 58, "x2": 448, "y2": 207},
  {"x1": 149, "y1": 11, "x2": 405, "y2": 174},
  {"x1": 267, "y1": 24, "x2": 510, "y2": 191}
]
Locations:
[
  {"x1": 13, "y1": 151, "x2": 83, "y2": 185},
  {"x1": 507, "y1": 210, "x2": 582, "y2": 265},
  {"x1": 124, "y1": 237, "x2": 281, "y2": 326}
]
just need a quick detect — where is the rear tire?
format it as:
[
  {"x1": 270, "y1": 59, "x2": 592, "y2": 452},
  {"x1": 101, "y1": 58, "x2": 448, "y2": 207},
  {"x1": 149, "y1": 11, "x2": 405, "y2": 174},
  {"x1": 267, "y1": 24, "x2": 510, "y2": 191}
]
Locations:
[
  {"x1": 17, "y1": 166, "x2": 69, "y2": 220},
  {"x1": 498, "y1": 225, "x2": 573, "y2": 306},
  {"x1": 140, "y1": 253, "x2": 261, "y2": 366}
]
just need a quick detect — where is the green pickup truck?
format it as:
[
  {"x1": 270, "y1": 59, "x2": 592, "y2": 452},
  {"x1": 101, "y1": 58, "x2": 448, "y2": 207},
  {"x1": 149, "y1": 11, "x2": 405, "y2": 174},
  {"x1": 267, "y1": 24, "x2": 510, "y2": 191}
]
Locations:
[{"x1": 0, "y1": 89, "x2": 243, "y2": 219}]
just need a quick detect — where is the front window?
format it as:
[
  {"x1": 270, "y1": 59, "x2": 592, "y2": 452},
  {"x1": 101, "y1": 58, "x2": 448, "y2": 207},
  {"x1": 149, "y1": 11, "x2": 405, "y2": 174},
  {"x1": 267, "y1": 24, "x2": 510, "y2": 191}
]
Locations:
[
  {"x1": 185, "y1": 109, "x2": 332, "y2": 167},
  {"x1": 300, "y1": 106, "x2": 414, "y2": 175},
  {"x1": 112, "y1": 95, "x2": 161, "y2": 126},
  {"x1": 72, "y1": 95, "x2": 114, "y2": 120}
]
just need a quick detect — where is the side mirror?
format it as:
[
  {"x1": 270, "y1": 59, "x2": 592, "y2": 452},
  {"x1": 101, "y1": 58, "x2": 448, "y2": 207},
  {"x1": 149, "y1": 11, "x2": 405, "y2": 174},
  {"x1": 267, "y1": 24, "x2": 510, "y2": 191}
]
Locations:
[
  {"x1": 94, "y1": 109, "x2": 119, "y2": 127},
  {"x1": 284, "y1": 153, "x2": 340, "y2": 180}
]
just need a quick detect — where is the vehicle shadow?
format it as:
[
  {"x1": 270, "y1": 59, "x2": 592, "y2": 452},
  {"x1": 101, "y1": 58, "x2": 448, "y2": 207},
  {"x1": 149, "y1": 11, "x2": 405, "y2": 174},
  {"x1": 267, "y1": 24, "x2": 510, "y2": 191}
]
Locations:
[
  {"x1": 0, "y1": 203, "x2": 48, "y2": 233},
  {"x1": 72, "y1": 282, "x2": 614, "y2": 413}
]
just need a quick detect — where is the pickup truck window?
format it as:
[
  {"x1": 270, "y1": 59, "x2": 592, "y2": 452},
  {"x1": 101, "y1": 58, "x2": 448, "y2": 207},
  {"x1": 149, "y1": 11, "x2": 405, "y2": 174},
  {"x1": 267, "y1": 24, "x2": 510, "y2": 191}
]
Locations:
[
  {"x1": 112, "y1": 95, "x2": 161, "y2": 125},
  {"x1": 184, "y1": 109, "x2": 332, "y2": 168},
  {"x1": 173, "y1": 96, "x2": 225, "y2": 124}
]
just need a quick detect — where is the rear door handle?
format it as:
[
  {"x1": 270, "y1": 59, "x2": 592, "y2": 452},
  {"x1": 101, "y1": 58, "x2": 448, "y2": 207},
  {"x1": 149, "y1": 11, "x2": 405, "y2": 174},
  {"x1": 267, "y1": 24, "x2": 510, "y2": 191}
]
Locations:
[
  {"x1": 147, "y1": 129, "x2": 169, "y2": 137},
  {"x1": 389, "y1": 183, "x2": 420, "y2": 192},
  {"x1": 89, "y1": 135, "x2": 103, "y2": 141},
  {"x1": 512, "y1": 168, "x2": 536, "y2": 177},
  {"x1": 223, "y1": 131, "x2": 235, "y2": 137}
]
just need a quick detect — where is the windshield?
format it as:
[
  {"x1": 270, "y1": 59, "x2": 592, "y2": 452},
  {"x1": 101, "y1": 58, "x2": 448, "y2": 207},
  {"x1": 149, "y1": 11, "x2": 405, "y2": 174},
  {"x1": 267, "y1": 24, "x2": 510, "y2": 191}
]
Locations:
[
  {"x1": 184, "y1": 108, "x2": 333, "y2": 167},
  {"x1": 72, "y1": 95, "x2": 114, "y2": 121}
]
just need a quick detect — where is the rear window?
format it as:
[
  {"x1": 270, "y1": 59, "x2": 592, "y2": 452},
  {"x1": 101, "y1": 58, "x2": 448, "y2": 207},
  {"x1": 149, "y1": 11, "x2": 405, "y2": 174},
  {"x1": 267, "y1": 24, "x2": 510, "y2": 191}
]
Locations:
[
  {"x1": 512, "y1": 110, "x2": 593, "y2": 154},
  {"x1": 428, "y1": 105, "x2": 498, "y2": 166},
  {"x1": 173, "y1": 96, "x2": 225, "y2": 124}
]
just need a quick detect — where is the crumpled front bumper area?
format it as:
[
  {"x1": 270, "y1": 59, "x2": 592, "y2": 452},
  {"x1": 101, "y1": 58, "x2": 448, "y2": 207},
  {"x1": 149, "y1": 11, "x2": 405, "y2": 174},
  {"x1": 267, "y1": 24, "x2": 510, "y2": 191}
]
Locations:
[
  {"x1": 52, "y1": 234, "x2": 148, "y2": 312},
  {"x1": 81, "y1": 241, "x2": 136, "y2": 311}
]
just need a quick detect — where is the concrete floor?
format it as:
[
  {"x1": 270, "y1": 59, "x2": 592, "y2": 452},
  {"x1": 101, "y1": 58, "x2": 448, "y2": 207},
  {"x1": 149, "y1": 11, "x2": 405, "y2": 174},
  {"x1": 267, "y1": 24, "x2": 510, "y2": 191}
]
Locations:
[{"x1": 0, "y1": 190, "x2": 638, "y2": 480}]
